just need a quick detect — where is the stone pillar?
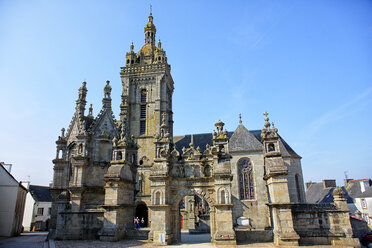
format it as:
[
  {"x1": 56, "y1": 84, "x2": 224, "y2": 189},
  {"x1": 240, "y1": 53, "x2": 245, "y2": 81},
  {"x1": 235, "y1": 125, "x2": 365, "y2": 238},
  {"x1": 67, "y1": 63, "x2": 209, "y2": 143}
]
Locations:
[
  {"x1": 329, "y1": 187, "x2": 360, "y2": 247},
  {"x1": 213, "y1": 204, "x2": 236, "y2": 245},
  {"x1": 265, "y1": 168, "x2": 299, "y2": 246},
  {"x1": 49, "y1": 189, "x2": 63, "y2": 229},
  {"x1": 148, "y1": 204, "x2": 173, "y2": 245},
  {"x1": 261, "y1": 115, "x2": 299, "y2": 246},
  {"x1": 99, "y1": 162, "x2": 136, "y2": 241},
  {"x1": 55, "y1": 191, "x2": 70, "y2": 239}
]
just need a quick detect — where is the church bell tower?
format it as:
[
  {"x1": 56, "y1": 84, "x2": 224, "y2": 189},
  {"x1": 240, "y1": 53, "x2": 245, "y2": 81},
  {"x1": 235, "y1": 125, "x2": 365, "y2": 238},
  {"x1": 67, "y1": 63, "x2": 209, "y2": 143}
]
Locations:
[{"x1": 120, "y1": 11, "x2": 174, "y2": 168}]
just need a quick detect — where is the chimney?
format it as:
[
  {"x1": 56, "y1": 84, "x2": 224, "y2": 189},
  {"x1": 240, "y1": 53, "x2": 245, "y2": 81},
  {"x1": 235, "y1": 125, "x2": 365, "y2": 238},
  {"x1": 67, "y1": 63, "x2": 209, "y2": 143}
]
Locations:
[
  {"x1": 344, "y1": 179, "x2": 353, "y2": 187},
  {"x1": 323, "y1": 179, "x2": 336, "y2": 188},
  {"x1": 305, "y1": 181, "x2": 316, "y2": 190}
]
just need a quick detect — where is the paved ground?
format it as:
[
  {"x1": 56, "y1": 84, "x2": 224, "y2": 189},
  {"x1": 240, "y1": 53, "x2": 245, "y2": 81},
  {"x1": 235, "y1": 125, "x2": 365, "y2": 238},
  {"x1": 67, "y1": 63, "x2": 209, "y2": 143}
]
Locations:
[
  {"x1": 0, "y1": 232, "x2": 47, "y2": 248},
  {"x1": 53, "y1": 233, "x2": 359, "y2": 248}
]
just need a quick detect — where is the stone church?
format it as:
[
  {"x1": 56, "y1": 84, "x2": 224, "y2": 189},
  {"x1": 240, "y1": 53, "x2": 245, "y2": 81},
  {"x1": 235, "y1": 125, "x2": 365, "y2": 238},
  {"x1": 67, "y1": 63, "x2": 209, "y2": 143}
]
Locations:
[{"x1": 50, "y1": 12, "x2": 359, "y2": 246}]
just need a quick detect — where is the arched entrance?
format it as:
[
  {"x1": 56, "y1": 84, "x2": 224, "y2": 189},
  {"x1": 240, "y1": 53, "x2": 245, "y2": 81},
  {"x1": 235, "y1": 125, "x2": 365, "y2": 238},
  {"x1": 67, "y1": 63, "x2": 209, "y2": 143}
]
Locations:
[
  {"x1": 178, "y1": 194, "x2": 211, "y2": 244},
  {"x1": 169, "y1": 189, "x2": 216, "y2": 244},
  {"x1": 135, "y1": 203, "x2": 148, "y2": 227}
]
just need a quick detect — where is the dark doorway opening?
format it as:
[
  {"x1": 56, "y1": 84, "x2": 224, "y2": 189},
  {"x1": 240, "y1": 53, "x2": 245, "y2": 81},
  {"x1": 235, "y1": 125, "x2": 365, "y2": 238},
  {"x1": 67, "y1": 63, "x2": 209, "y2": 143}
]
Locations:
[{"x1": 135, "y1": 203, "x2": 148, "y2": 227}]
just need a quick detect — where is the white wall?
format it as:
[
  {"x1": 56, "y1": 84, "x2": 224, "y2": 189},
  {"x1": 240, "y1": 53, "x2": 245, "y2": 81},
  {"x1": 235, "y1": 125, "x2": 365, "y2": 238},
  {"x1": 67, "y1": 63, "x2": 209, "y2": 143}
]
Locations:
[
  {"x1": 33, "y1": 201, "x2": 52, "y2": 230},
  {"x1": 22, "y1": 192, "x2": 35, "y2": 231},
  {"x1": 355, "y1": 197, "x2": 372, "y2": 226},
  {"x1": 0, "y1": 169, "x2": 18, "y2": 236}
]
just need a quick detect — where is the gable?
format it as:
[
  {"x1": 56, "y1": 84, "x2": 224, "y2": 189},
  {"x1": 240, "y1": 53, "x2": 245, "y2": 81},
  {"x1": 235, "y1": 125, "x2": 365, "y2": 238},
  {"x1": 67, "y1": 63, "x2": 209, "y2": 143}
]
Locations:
[
  {"x1": 229, "y1": 124, "x2": 262, "y2": 152},
  {"x1": 0, "y1": 165, "x2": 19, "y2": 186},
  {"x1": 89, "y1": 109, "x2": 118, "y2": 138}
]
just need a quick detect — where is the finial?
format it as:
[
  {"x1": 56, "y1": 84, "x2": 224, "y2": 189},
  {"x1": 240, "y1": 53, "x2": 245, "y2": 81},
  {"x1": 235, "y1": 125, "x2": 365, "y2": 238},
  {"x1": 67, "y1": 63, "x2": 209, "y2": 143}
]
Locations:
[
  {"x1": 263, "y1": 111, "x2": 270, "y2": 129},
  {"x1": 190, "y1": 134, "x2": 194, "y2": 147},
  {"x1": 89, "y1": 104, "x2": 93, "y2": 116},
  {"x1": 239, "y1": 113, "x2": 242, "y2": 125},
  {"x1": 61, "y1": 128, "x2": 65, "y2": 138},
  {"x1": 130, "y1": 42, "x2": 134, "y2": 52},
  {"x1": 150, "y1": 4, "x2": 152, "y2": 15},
  {"x1": 158, "y1": 39, "x2": 161, "y2": 48}
]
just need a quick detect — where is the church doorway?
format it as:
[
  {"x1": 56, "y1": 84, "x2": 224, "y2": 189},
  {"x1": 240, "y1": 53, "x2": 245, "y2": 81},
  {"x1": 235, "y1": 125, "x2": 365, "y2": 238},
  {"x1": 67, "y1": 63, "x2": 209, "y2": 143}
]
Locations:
[
  {"x1": 177, "y1": 194, "x2": 211, "y2": 244},
  {"x1": 135, "y1": 203, "x2": 148, "y2": 227}
]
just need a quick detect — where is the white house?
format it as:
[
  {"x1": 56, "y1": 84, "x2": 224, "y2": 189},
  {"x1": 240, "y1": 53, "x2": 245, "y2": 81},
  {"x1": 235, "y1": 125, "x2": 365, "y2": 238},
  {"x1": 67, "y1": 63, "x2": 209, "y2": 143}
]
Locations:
[
  {"x1": 0, "y1": 163, "x2": 27, "y2": 236},
  {"x1": 22, "y1": 185, "x2": 52, "y2": 231}
]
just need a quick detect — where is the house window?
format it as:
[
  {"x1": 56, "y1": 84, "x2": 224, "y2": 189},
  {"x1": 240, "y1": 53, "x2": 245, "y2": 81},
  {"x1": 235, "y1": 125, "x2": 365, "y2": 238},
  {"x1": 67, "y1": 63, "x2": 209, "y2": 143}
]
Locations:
[
  {"x1": 37, "y1": 208, "x2": 44, "y2": 215},
  {"x1": 361, "y1": 198, "x2": 367, "y2": 209},
  {"x1": 238, "y1": 158, "x2": 254, "y2": 200}
]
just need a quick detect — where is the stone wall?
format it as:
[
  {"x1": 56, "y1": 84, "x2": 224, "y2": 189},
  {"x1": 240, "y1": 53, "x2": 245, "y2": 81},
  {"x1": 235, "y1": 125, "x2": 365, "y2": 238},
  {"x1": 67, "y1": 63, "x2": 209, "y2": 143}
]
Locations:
[
  {"x1": 55, "y1": 211, "x2": 104, "y2": 240},
  {"x1": 230, "y1": 152, "x2": 270, "y2": 230},
  {"x1": 291, "y1": 203, "x2": 359, "y2": 246}
]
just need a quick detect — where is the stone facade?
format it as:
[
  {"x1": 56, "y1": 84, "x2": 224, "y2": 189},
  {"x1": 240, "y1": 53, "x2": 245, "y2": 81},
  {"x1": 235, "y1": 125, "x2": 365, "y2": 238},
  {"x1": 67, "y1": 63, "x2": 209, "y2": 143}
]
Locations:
[{"x1": 50, "y1": 12, "x2": 361, "y2": 247}]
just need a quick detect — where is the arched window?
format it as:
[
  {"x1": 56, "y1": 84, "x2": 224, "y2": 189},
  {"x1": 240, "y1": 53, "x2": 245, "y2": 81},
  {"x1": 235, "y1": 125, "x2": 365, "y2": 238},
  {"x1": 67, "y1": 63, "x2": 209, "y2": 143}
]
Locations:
[
  {"x1": 220, "y1": 190, "x2": 226, "y2": 204},
  {"x1": 155, "y1": 191, "x2": 161, "y2": 205},
  {"x1": 295, "y1": 174, "x2": 301, "y2": 202},
  {"x1": 238, "y1": 158, "x2": 254, "y2": 200}
]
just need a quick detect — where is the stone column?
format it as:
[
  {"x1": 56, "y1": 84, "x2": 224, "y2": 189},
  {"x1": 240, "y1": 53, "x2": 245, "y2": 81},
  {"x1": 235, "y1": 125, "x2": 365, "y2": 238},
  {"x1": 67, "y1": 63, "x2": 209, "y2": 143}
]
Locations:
[
  {"x1": 148, "y1": 204, "x2": 173, "y2": 245},
  {"x1": 265, "y1": 169, "x2": 299, "y2": 246},
  {"x1": 99, "y1": 162, "x2": 136, "y2": 241},
  {"x1": 49, "y1": 189, "x2": 63, "y2": 229},
  {"x1": 213, "y1": 204, "x2": 236, "y2": 245},
  {"x1": 329, "y1": 187, "x2": 360, "y2": 247}
]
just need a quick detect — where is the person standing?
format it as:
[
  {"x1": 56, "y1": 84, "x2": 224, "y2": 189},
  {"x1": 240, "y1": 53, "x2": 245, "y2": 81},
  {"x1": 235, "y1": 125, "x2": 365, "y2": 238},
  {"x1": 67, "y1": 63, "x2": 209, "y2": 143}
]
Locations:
[
  {"x1": 141, "y1": 217, "x2": 145, "y2": 227},
  {"x1": 135, "y1": 217, "x2": 140, "y2": 230}
]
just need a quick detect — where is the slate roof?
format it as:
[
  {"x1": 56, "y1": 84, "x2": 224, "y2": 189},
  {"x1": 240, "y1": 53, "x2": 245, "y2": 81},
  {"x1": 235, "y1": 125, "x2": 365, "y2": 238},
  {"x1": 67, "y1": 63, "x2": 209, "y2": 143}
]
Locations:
[
  {"x1": 345, "y1": 179, "x2": 372, "y2": 198},
  {"x1": 359, "y1": 186, "x2": 372, "y2": 198},
  {"x1": 305, "y1": 182, "x2": 353, "y2": 204},
  {"x1": 173, "y1": 125, "x2": 300, "y2": 158},
  {"x1": 29, "y1": 185, "x2": 51, "y2": 202},
  {"x1": 229, "y1": 125, "x2": 262, "y2": 152}
]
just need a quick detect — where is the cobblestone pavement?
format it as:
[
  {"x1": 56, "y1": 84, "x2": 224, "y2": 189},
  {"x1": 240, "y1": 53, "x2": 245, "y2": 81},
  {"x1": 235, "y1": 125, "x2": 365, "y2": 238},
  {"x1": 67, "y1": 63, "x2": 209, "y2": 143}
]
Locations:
[
  {"x1": 0, "y1": 232, "x2": 47, "y2": 248},
  {"x1": 54, "y1": 233, "x2": 358, "y2": 248}
]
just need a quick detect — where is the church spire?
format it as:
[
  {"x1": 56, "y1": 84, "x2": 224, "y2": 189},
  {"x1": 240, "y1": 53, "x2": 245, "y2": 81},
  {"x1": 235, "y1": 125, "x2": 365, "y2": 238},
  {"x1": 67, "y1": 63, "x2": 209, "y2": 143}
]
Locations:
[{"x1": 144, "y1": 9, "x2": 156, "y2": 45}]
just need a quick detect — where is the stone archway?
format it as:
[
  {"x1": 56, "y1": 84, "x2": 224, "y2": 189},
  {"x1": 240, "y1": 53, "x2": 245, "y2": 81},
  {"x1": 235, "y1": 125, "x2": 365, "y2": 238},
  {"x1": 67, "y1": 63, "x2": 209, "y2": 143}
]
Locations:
[
  {"x1": 172, "y1": 189, "x2": 215, "y2": 244},
  {"x1": 135, "y1": 202, "x2": 149, "y2": 227}
]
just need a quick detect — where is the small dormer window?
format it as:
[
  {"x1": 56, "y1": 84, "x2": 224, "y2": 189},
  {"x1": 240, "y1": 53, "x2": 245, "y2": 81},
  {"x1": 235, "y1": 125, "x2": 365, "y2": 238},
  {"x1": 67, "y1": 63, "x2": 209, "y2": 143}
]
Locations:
[{"x1": 268, "y1": 143, "x2": 275, "y2": 152}]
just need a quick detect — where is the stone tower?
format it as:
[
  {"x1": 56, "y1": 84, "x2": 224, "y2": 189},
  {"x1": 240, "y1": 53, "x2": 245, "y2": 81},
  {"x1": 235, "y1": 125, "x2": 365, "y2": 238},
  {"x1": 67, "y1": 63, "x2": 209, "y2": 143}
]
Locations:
[{"x1": 120, "y1": 12, "x2": 174, "y2": 199}]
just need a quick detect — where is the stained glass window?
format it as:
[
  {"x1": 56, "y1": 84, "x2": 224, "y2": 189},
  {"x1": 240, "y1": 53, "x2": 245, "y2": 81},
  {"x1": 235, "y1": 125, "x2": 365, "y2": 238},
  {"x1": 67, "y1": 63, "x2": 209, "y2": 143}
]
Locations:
[{"x1": 238, "y1": 158, "x2": 254, "y2": 200}]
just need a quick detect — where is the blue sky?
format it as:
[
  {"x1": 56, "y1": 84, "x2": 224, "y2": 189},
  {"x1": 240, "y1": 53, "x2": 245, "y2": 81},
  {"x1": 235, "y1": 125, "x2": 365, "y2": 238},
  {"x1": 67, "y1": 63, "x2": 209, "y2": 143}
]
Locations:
[{"x1": 0, "y1": 0, "x2": 371, "y2": 187}]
